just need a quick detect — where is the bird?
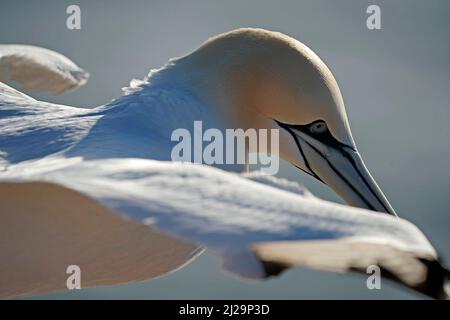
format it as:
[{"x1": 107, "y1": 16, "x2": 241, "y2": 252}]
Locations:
[{"x1": 0, "y1": 28, "x2": 448, "y2": 299}]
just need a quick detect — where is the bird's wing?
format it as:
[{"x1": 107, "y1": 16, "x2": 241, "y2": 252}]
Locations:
[
  {"x1": 0, "y1": 89, "x2": 203, "y2": 298},
  {"x1": 0, "y1": 157, "x2": 447, "y2": 299},
  {"x1": 0, "y1": 44, "x2": 89, "y2": 95},
  {"x1": 0, "y1": 181, "x2": 201, "y2": 298},
  {"x1": 0, "y1": 82, "x2": 35, "y2": 101},
  {"x1": 0, "y1": 93, "x2": 94, "y2": 168}
]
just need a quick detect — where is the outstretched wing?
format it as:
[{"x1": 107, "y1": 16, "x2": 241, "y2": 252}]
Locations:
[
  {"x1": 0, "y1": 99, "x2": 204, "y2": 298},
  {"x1": 1, "y1": 157, "x2": 447, "y2": 299},
  {"x1": 0, "y1": 45, "x2": 205, "y2": 298},
  {"x1": 0, "y1": 44, "x2": 89, "y2": 95},
  {"x1": 0, "y1": 181, "x2": 201, "y2": 298}
]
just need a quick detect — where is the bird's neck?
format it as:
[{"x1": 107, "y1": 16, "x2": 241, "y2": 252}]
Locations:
[{"x1": 69, "y1": 72, "x2": 243, "y2": 170}]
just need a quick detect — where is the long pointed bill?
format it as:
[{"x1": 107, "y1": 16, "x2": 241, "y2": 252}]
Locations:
[{"x1": 287, "y1": 126, "x2": 397, "y2": 216}]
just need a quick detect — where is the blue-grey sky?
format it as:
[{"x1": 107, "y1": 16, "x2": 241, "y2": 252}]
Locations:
[{"x1": 2, "y1": 0, "x2": 450, "y2": 299}]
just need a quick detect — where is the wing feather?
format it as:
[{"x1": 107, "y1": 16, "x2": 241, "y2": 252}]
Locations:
[
  {"x1": 0, "y1": 181, "x2": 201, "y2": 298},
  {"x1": 1, "y1": 157, "x2": 447, "y2": 298},
  {"x1": 0, "y1": 44, "x2": 88, "y2": 95}
]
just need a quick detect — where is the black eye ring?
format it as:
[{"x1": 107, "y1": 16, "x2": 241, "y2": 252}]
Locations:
[
  {"x1": 274, "y1": 119, "x2": 356, "y2": 152},
  {"x1": 309, "y1": 121, "x2": 328, "y2": 134}
]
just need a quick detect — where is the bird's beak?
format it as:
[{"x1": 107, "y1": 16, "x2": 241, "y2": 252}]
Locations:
[{"x1": 278, "y1": 122, "x2": 397, "y2": 216}]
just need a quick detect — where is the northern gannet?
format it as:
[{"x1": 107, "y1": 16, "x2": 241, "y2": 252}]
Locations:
[{"x1": 0, "y1": 28, "x2": 448, "y2": 299}]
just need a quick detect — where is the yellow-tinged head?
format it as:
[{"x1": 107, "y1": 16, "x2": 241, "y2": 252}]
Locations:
[{"x1": 163, "y1": 28, "x2": 396, "y2": 215}]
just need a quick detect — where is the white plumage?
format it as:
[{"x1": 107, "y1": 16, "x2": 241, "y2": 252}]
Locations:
[
  {"x1": 0, "y1": 44, "x2": 89, "y2": 95},
  {"x1": 0, "y1": 29, "x2": 448, "y2": 299}
]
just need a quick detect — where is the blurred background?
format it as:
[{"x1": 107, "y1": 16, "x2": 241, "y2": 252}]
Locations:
[{"x1": 1, "y1": 0, "x2": 449, "y2": 299}]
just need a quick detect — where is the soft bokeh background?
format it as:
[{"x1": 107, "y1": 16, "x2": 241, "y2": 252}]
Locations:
[{"x1": 1, "y1": 0, "x2": 449, "y2": 299}]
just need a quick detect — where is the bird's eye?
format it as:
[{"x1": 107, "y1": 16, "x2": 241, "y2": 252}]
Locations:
[{"x1": 309, "y1": 121, "x2": 328, "y2": 134}]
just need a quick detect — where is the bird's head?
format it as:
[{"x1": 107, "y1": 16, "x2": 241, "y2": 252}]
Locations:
[{"x1": 156, "y1": 28, "x2": 396, "y2": 215}]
